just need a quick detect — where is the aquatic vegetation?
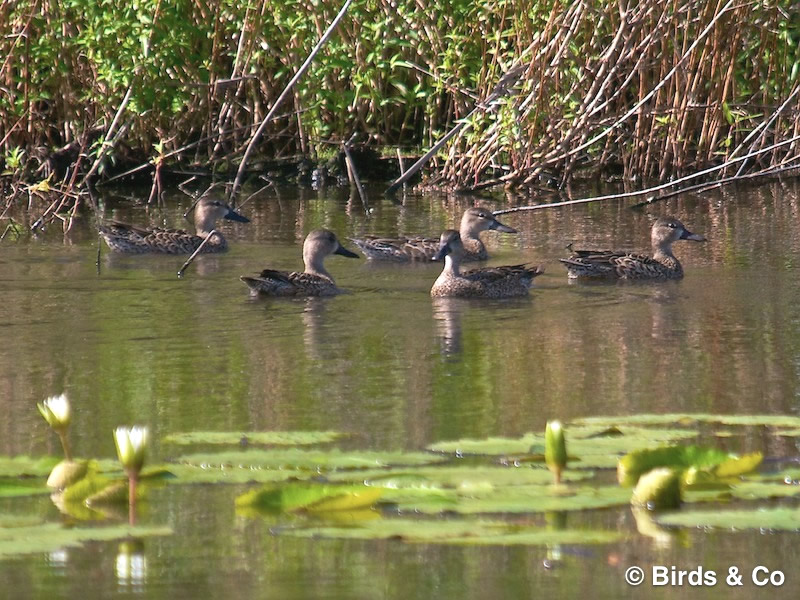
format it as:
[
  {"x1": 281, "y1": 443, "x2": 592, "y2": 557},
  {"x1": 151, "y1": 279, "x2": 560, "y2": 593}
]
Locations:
[
  {"x1": 573, "y1": 414, "x2": 800, "y2": 428},
  {"x1": 275, "y1": 517, "x2": 623, "y2": 546},
  {"x1": 427, "y1": 425, "x2": 699, "y2": 467},
  {"x1": 0, "y1": 519, "x2": 171, "y2": 559},
  {"x1": 163, "y1": 431, "x2": 345, "y2": 446},
  {"x1": 37, "y1": 393, "x2": 72, "y2": 460},
  {"x1": 545, "y1": 420, "x2": 568, "y2": 484},
  {"x1": 236, "y1": 482, "x2": 383, "y2": 513},
  {"x1": 3, "y1": 409, "x2": 800, "y2": 561},
  {"x1": 173, "y1": 448, "x2": 446, "y2": 472},
  {"x1": 617, "y1": 446, "x2": 762, "y2": 487},
  {"x1": 657, "y1": 507, "x2": 800, "y2": 531},
  {"x1": 631, "y1": 468, "x2": 682, "y2": 510}
]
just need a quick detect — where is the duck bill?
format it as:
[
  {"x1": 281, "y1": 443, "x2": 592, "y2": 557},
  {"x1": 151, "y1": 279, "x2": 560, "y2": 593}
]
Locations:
[
  {"x1": 224, "y1": 208, "x2": 250, "y2": 223},
  {"x1": 335, "y1": 244, "x2": 359, "y2": 258},
  {"x1": 432, "y1": 243, "x2": 451, "y2": 261},
  {"x1": 680, "y1": 230, "x2": 706, "y2": 242},
  {"x1": 490, "y1": 219, "x2": 517, "y2": 234}
]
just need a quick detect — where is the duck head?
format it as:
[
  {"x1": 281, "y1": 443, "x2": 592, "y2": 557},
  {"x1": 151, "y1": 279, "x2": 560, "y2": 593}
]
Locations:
[{"x1": 461, "y1": 206, "x2": 517, "y2": 235}]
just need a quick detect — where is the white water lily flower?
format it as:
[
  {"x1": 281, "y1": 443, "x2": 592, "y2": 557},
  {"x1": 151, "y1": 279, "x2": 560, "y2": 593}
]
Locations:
[
  {"x1": 37, "y1": 394, "x2": 71, "y2": 429},
  {"x1": 114, "y1": 426, "x2": 149, "y2": 475}
]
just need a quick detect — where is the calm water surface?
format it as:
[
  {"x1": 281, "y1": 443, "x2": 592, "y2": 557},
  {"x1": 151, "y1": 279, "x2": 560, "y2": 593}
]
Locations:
[{"x1": 1, "y1": 181, "x2": 800, "y2": 598}]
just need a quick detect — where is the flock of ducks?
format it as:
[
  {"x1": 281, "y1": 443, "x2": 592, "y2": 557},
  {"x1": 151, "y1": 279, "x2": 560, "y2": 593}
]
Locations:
[{"x1": 98, "y1": 197, "x2": 707, "y2": 298}]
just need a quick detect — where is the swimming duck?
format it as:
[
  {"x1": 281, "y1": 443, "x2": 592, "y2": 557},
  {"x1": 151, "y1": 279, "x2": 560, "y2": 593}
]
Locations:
[
  {"x1": 430, "y1": 230, "x2": 543, "y2": 298},
  {"x1": 241, "y1": 229, "x2": 359, "y2": 296},
  {"x1": 351, "y1": 206, "x2": 517, "y2": 262},
  {"x1": 99, "y1": 197, "x2": 250, "y2": 254},
  {"x1": 559, "y1": 216, "x2": 706, "y2": 280}
]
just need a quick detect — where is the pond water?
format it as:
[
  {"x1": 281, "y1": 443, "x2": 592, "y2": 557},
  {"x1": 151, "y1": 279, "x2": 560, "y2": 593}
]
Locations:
[{"x1": 1, "y1": 180, "x2": 799, "y2": 598}]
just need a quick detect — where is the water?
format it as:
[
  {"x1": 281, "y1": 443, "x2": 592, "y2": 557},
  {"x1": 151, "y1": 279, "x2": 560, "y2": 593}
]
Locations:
[{"x1": 1, "y1": 181, "x2": 800, "y2": 598}]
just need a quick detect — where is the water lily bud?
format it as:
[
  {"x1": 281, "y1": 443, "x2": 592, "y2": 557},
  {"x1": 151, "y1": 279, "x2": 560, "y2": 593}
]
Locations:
[
  {"x1": 37, "y1": 394, "x2": 71, "y2": 430},
  {"x1": 545, "y1": 420, "x2": 568, "y2": 483},
  {"x1": 114, "y1": 426, "x2": 149, "y2": 476}
]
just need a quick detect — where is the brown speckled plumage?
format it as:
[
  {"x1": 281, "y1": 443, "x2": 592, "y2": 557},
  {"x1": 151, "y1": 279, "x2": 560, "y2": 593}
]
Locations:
[
  {"x1": 430, "y1": 230, "x2": 543, "y2": 298},
  {"x1": 559, "y1": 217, "x2": 706, "y2": 280},
  {"x1": 99, "y1": 197, "x2": 249, "y2": 254},
  {"x1": 241, "y1": 229, "x2": 359, "y2": 296},
  {"x1": 351, "y1": 207, "x2": 517, "y2": 262}
]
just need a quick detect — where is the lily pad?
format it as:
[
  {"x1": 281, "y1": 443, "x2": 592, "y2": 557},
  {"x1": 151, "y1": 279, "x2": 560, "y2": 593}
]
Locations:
[
  {"x1": 728, "y1": 481, "x2": 800, "y2": 500},
  {"x1": 325, "y1": 465, "x2": 593, "y2": 488},
  {"x1": 617, "y1": 446, "x2": 762, "y2": 486},
  {"x1": 384, "y1": 484, "x2": 631, "y2": 514},
  {"x1": 174, "y1": 449, "x2": 446, "y2": 472},
  {"x1": 165, "y1": 463, "x2": 310, "y2": 485},
  {"x1": 236, "y1": 482, "x2": 383, "y2": 512},
  {"x1": 0, "y1": 456, "x2": 60, "y2": 478},
  {"x1": 0, "y1": 521, "x2": 172, "y2": 559},
  {"x1": 657, "y1": 507, "x2": 800, "y2": 531},
  {"x1": 276, "y1": 517, "x2": 622, "y2": 545},
  {"x1": 163, "y1": 431, "x2": 345, "y2": 446},
  {"x1": 572, "y1": 414, "x2": 800, "y2": 428},
  {"x1": 0, "y1": 480, "x2": 50, "y2": 498},
  {"x1": 428, "y1": 426, "x2": 698, "y2": 468}
]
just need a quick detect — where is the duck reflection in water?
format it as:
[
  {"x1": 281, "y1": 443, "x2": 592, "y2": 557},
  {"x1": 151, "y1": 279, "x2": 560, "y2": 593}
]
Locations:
[{"x1": 432, "y1": 297, "x2": 466, "y2": 357}]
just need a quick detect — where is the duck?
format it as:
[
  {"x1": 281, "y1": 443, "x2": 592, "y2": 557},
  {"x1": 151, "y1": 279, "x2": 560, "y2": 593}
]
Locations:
[
  {"x1": 430, "y1": 230, "x2": 543, "y2": 298},
  {"x1": 241, "y1": 229, "x2": 359, "y2": 296},
  {"x1": 350, "y1": 206, "x2": 517, "y2": 262},
  {"x1": 99, "y1": 196, "x2": 250, "y2": 254},
  {"x1": 559, "y1": 216, "x2": 706, "y2": 280}
]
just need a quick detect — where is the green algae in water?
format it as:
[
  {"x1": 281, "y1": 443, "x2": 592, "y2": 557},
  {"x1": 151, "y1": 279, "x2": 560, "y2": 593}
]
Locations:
[
  {"x1": 275, "y1": 517, "x2": 622, "y2": 546},
  {"x1": 657, "y1": 507, "x2": 800, "y2": 531},
  {"x1": 163, "y1": 430, "x2": 345, "y2": 446},
  {"x1": 174, "y1": 448, "x2": 447, "y2": 471}
]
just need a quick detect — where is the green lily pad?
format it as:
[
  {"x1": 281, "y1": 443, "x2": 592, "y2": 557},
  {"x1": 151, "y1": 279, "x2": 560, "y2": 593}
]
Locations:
[
  {"x1": 174, "y1": 449, "x2": 446, "y2": 472},
  {"x1": 0, "y1": 521, "x2": 172, "y2": 559},
  {"x1": 384, "y1": 484, "x2": 631, "y2": 514},
  {"x1": 163, "y1": 431, "x2": 345, "y2": 446},
  {"x1": 165, "y1": 463, "x2": 310, "y2": 485},
  {"x1": 276, "y1": 517, "x2": 622, "y2": 545},
  {"x1": 572, "y1": 414, "x2": 800, "y2": 428},
  {"x1": 618, "y1": 446, "x2": 762, "y2": 486},
  {"x1": 729, "y1": 481, "x2": 800, "y2": 500},
  {"x1": 657, "y1": 507, "x2": 800, "y2": 530},
  {"x1": 62, "y1": 472, "x2": 117, "y2": 504},
  {"x1": 326, "y1": 465, "x2": 593, "y2": 488},
  {"x1": 428, "y1": 426, "x2": 697, "y2": 468},
  {"x1": 236, "y1": 482, "x2": 383, "y2": 512},
  {"x1": 0, "y1": 456, "x2": 60, "y2": 478},
  {"x1": 0, "y1": 479, "x2": 50, "y2": 498}
]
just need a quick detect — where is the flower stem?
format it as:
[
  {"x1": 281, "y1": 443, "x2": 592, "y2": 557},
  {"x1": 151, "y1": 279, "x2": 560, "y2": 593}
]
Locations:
[
  {"x1": 57, "y1": 429, "x2": 72, "y2": 461},
  {"x1": 128, "y1": 472, "x2": 138, "y2": 526}
]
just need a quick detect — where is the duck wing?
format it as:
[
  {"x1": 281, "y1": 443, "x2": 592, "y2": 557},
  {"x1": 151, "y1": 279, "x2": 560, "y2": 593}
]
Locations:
[
  {"x1": 462, "y1": 263, "x2": 544, "y2": 284},
  {"x1": 240, "y1": 270, "x2": 338, "y2": 296},
  {"x1": 560, "y1": 250, "x2": 660, "y2": 278},
  {"x1": 99, "y1": 221, "x2": 204, "y2": 254}
]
